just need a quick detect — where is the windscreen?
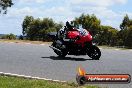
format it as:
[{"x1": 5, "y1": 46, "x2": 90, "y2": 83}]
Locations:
[{"x1": 78, "y1": 28, "x2": 89, "y2": 36}]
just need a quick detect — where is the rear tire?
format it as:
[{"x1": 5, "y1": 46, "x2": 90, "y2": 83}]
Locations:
[{"x1": 87, "y1": 45, "x2": 101, "y2": 60}]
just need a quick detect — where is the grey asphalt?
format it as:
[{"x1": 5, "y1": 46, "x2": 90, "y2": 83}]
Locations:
[{"x1": 0, "y1": 42, "x2": 132, "y2": 88}]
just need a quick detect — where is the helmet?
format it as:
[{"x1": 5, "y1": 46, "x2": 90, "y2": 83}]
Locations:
[{"x1": 66, "y1": 21, "x2": 71, "y2": 27}]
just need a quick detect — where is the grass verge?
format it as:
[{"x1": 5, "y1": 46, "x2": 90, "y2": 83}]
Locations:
[
  {"x1": 0, "y1": 76, "x2": 100, "y2": 88},
  {"x1": 98, "y1": 45, "x2": 132, "y2": 50},
  {"x1": 0, "y1": 39, "x2": 52, "y2": 45}
]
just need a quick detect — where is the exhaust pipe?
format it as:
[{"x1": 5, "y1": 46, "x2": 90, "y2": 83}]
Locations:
[{"x1": 49, "y1": 46, "x2": 61, "y2": 52}]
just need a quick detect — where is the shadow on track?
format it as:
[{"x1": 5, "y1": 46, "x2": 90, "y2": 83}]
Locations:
[{"x1": 41, "y1": 56, "x2": 95, "y2": 61}]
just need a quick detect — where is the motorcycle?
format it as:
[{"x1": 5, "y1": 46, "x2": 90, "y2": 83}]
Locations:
[{"x1": 49, "y1": 23, "x2": 101, "y2": 60}]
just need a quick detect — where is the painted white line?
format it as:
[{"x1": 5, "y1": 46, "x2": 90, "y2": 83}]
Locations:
[
  {"x1": 99, "y1": 48, "x2": 103, "y2": 49},
  {"x1": 37, "y1": 78, "x2": 47, "y2": 80},
  {"x1": 44, "y1": 79, "x2": 52, "y2": 81},
  {"x1": 115, "y1": 49, "x2": 119, "y2": 51},
  {"x1": 17, "y1": 75, "x2": 26, "y2": 77},
  {"x1": 40, "y1": 44, "x2": 45, "y2": 46},
  {"x1": 53, "y1": 80, "x2": 60, "y2": 82},
  {"x1": 24, "y1": 76, "x2": 32, "y2": 78},
  {"x1": 31, "y1": 77, "x2": 40, "y2": 79},
  {"x1": 25, "y1": 43, "x2": 31, "y2": 44},
  {"x1": 9, "y1": 42, "x2": 14, "y2": 44},
  {"x1": 60, "y1": 81, "x2": 67, "y2": 82},
  {"x1": 0, "y1": 72, "x2": 66, "y2": 83}
]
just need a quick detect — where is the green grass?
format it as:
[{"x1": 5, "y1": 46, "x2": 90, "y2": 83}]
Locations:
[{"x1": 0, "y1": 76, "x2": 100, "y2": 88}]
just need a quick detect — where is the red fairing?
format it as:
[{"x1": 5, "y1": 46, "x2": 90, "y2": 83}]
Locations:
[
  {"x1": 75, "y1": 31, "x2": 92, "y2": 47},
  {"x1": 67, "y1": 31, "x2": 79, "y2": 39},
  {"x1": 67, "y1": 28, "x2": 92, "y2": 46}
]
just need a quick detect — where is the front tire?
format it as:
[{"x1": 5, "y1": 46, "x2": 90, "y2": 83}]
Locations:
[{"x1": 87, "y1": 45, "x2": 101, "y2": 60}]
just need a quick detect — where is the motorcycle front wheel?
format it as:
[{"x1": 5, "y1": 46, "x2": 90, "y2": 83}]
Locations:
[{"x1": 87, "y1": 45, "x2": 101, "y2": 60}]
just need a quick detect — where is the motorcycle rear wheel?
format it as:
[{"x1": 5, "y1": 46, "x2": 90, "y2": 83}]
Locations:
[{"x1": 87, "y1": 45, "x2": 101, "y2": 60}]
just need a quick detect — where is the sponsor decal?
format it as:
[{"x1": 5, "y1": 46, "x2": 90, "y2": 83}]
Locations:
[{"x1": 76, "y1": 67, "x2": 131, "y2": 85}]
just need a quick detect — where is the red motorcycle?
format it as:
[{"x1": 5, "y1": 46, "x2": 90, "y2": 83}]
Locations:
[{"x1": 49, "y1": 22, "x2": 101, "y2": 60}]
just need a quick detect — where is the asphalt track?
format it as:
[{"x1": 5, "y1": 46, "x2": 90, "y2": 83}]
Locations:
[{"x1": 0, "y1": 42, "x2": 132, "y2": 88}]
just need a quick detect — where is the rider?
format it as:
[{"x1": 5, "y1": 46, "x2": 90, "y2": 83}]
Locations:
[
  {"x1": 66, "y1": 21, "x2": 72, "y2": 29},
  {"x1": 63, "y1": 21, "x2": 72, "y2": 32},
  {"x1": 58, "y1": 21, "x2": 76, "y2": 40},
  {"x1": 57, "y1": 21, "x2": 71, "y2": 40}
]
